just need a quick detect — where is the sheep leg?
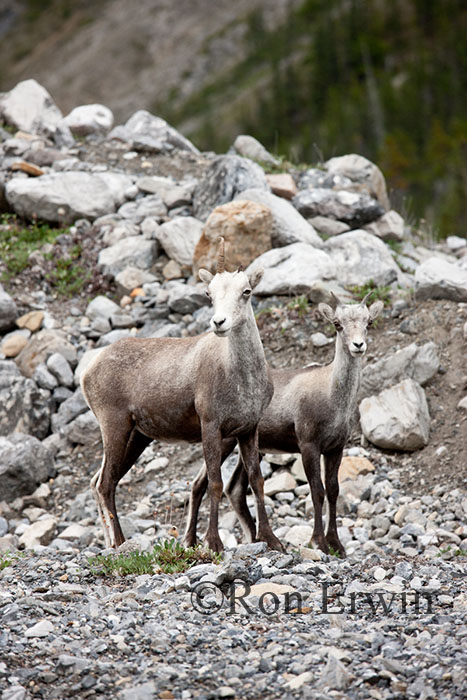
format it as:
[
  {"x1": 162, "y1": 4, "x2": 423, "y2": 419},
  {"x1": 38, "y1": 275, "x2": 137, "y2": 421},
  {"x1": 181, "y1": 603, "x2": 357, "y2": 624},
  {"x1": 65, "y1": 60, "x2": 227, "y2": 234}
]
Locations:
[
  {"x1": 323, "y1": 448, "x2": 346, "y2": 557},
  {"x1": 93, "y1": 419, "x2": 151, "y2": 548},
  {"x1": 185, "y1": 438, "x2": 236, "y2": 547},
  {"x1": 201, "y1": 421, "x2": 225, "y2": 553},
  {"x1": 237, "y1": 430, "x2": 284, "y2": 552},
  {"x1": 225, "y1": 455, "x2": 257, "y2": 543},
  {"x1": 300, "y1": 441, "x2": 328, "y2": 554}
]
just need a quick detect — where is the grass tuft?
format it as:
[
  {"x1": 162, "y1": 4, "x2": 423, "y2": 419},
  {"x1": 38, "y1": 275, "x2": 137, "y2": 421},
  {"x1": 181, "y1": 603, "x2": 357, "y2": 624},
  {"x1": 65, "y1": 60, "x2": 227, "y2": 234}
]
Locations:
[{"x1": 88, "y1": 539, "x2": 222, "y2": 577}]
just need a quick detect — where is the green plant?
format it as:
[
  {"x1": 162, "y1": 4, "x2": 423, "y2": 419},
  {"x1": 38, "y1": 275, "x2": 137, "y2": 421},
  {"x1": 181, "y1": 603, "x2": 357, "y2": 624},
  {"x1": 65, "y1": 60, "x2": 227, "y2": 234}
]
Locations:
[
  {"x1": 45, "y1": 245, "x2": 90, "y2": 297},
  {"x1": 0, "y1": 550, "x2": 22, "y2": 571},
  {"x1": 327, "y1": 545, "x2": 342, "y2": 559},
  {"x1": 87, "y1": 539, "x2": 222, "y2": 577},
  {"x1": 286, "y1": 295, "x2": 310, "y2": 318},
  {"x1": 0, "y1": 215, "x2": 69, "y2": 281},
  {"x1": 438, "y1": 546, "x2": 467, "y2": 558},
  {"x1": 347, "y1": 280, "x2": 391, "y2": 306}
]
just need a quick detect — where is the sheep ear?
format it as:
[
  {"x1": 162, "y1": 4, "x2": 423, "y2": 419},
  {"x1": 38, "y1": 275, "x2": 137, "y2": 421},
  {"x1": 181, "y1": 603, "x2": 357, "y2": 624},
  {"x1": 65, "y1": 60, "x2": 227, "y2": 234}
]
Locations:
[
  {"x1": 198, "y1": 269, "x2": 213, "y2": 284},
  {"x1": 248, "y1": 268, "x2": 264, "y2": 289},
  {"x1": 369, "y1": 300, "x2": 384, "y2": 320},
  {"x1": 318, "y1": 303, "x2": 334, "y2": 322}
]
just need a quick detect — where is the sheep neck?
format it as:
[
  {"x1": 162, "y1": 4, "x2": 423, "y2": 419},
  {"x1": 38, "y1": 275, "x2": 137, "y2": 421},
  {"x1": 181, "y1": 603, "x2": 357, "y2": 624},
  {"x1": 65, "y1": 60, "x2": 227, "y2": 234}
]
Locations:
[
  {"x1": 227, "y1": 307, "x2": 268, "y2": 386},
  {"x1": 329, "y1": 332, "x2": 362, "y2": 415}
]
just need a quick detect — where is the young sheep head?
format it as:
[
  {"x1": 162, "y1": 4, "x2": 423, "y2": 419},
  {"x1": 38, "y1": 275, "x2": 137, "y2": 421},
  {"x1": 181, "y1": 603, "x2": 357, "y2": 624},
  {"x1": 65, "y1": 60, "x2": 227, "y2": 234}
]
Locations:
[
  {"x1": 318, "y1": 292, "x2": 384, "y2": 357},
  {"x1": 198, "y1": 238, "x2": 264, "y2": 337}
]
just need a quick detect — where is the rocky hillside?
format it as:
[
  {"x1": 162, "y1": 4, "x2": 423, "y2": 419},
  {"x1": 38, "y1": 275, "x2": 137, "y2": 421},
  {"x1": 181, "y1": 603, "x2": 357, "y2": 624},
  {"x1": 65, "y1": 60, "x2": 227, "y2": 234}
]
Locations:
[{"x1": 0, "y1": 81, "x2": 466, "y2": 699}]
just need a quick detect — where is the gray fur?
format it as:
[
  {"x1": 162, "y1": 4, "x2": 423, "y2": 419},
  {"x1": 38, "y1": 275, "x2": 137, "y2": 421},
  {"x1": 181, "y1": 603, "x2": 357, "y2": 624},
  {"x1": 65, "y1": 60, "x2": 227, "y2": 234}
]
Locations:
[
  {"x1": 186, "y1": 298, "x2": 383, "y2": 556},
  {"x1": 82, "y1": 257, "x2": 283, "y2": 553}
]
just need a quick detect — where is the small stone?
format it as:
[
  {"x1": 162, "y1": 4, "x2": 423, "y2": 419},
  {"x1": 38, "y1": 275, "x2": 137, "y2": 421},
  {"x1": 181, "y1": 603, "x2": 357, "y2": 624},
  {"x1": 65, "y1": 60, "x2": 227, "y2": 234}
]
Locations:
[
  {"x1": 218, "y1": 687, "x2": 235, "y2": 698},
  {"x1": 373, "y1": 567, "x2": 387, "y2": 581},
  {"x1": 18, "y1": 517, "x2": 57, "y2": 548},
  {"x1": 286, "y1": 671, "x2": 313, "y2": 690},
  {"x1": 16, "y1": 310, "x2": 44, "y2": 332},
  {"x1": 285, "y1": 525, "x2": 313, "y2": 547},
  {"x1": 162, "y1": 259, "x2": 183, "y2": 280},
  {"x1": 264, "y1": 471, "x2": 297, "y2": 496},
  {"x1": 457, "y1": 396, "x2": 467, "y2": 412},
  {"x1": 1, "y1": 333, "x2": 28, "y2": 357},
  {"x1": 24, "y1": 619, "x2": 54, "y2": 638},
  {"x1": 311, "y1": 331, "x2": 332, "y2": 347},
  {"x1": 33, "y1": 362, "x2": 58, "y2": 390},
  {"x1": 266, "y1": 173, "x2": 297, "y2": 200}
]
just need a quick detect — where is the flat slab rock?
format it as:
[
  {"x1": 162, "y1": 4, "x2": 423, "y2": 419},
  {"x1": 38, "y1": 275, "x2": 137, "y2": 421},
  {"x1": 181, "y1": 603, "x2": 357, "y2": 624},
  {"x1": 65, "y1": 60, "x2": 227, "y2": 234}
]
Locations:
[
  {"x1": 5, "y1": 171, "x2": 133, "y2": 224},
  {"x1": 415, "y1": 257, "x2": 467, "y2": 302},
  {"x1": 359, "y1": 378, "x2": 430, "y2": 451}
]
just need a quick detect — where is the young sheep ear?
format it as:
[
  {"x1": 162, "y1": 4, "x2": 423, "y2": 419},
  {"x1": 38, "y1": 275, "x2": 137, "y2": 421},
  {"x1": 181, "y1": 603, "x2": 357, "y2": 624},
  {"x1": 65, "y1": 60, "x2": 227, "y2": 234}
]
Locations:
[
  {"x1": 198, "y1": 269, "x2": 213, "y2": 285},
  {"x1": 369, "y1": 300, "x2": 384, "y2": 320},
  {"x1": 318, "y1": 303, "x2": 335, "y2": 322},
  {"x1": 248, "y1": 268, "x2": 264, "y2": 290}
]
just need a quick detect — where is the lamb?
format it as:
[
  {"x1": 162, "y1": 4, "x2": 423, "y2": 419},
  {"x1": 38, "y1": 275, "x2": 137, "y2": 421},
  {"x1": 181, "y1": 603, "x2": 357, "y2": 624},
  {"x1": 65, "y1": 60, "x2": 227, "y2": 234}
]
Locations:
[
  {"x1": 81, "y1": 238, "x2": 283, "y2": 553},
  {"x1": 185, "y1": 293, "x2": 383, "y2": 556}
]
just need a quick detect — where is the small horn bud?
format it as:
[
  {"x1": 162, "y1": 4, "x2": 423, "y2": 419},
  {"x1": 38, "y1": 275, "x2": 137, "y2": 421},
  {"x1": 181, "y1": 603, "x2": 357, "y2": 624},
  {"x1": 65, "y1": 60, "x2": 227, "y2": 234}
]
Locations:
[
  {"x1": 330, "y1": 291, "x2": 341, "y2": 308},
  {"x1": 217, "y1": 236, "x2": 225, "y2": 274},
  {"x1": 360, "y1": 290, "x2": 374, "y2": 306}
]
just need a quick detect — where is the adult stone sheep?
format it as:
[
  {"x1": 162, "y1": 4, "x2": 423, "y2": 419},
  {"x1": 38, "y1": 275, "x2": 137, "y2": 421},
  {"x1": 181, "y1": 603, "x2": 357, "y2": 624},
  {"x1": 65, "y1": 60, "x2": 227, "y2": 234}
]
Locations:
[
  {"x1": 81, "y1": 239, "x2": 283, "y2": 553},
  {"x1": 186, "y1": 293, "x2": 383, "y2": 556}
]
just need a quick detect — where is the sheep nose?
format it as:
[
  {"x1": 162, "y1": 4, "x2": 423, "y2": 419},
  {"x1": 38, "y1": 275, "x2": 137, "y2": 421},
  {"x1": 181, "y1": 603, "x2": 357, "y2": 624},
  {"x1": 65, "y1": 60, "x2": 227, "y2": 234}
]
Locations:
[
  {"x1": 213, "y1": 317, "x2": 226, "y2": 328},
  {"x1": 353, "y1": 341, "x2": 364, "y2": 350}
]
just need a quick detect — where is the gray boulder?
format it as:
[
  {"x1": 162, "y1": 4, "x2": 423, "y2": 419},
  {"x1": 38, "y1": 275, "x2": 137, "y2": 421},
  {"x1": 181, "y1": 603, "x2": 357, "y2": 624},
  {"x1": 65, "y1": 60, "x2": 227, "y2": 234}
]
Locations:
[
  {"x1": 246, "y1": 243, "x2": 335, "y2": 296},
  {"x1": 85, "y1": 295, "x2": 121, "y2": 322},
  {"x1": 109, "y1": 110, "x2": 199, "y2": 154},
  {"x1": 5, "y1": 171, "x2": 133, "y2": 224},
  {"x1": 360, "y1": 342, "x2": 439, "y2": 399},
  {"x1": 118, "y1": 194, "x2": 167, "y2": 223},
  {"x1": 62, "y1": 103, "x2": 114, "y2": 136},
  {"x1": 0, "y1": 284, "x2": 17, "y2": 332},
  {"x1": 324, "y1": 153, "x2": 390, "y2": 209},
  {"x1": 232, "y1": 135, "x2": 279, "y2": 166},
  {"x1": 359, "y1": 378, "x2": 430, "y2": 451},
  {"x1": 155, "y1": 217, "x2": 204, "y2": 266},
  {"x1": 0, "y1": 360, "x2": 52, "y2": 439},
  {"x1": 51, "y1": 387, "x2": 88, "y2": 434},
  {"x1": 364, "y1": 210, "x2": 405, "y2": 242},
  {"x1": 192, "y1": 155, "x2": 269, "y2": 221},
  {"x1": 0, "y1": 78, "x2": 73, "y2": 146},
  {"x1": 15, "y1": 330, "x2": 77, "y2": 378},
  {"x1": 46, "y1": 353, "x2": 74, "y2": 388},
  {"x1": 64, "y1": 410, "x2": 101, "y2": 445},
  {"x1": 415, "y1": 257, "x2": 467, "y2": 302},
  {"x1": 98, "y1": 236, "x2": 157, "y2": 278},
  {"x1": 235, "y1": 188, "x2": 322, "y2": 248},
  {"x1": 166, "y1": 281, "x2": 209, "y2": 314},
  {"x1": 324, "y1": 229, "x2": 406, "y2": 287},
  {"x1": 0, "y1": 433, "x2": 55, "y2": 502},
  {"x1": 293, "y1": 188, "x2": 384, "y2": 228}
]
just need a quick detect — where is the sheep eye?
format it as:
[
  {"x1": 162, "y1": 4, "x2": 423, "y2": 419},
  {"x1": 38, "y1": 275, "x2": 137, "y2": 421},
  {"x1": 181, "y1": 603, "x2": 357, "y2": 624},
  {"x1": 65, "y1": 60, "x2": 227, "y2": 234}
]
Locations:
[
  {"x1": 334, "y1": 321, "x2": 342, "y2": 331},
  {"x1": 367, "y1": 318, "x2": 373, "y2": 327},
  {"x1": 205, "y1": 290, "x2": 211, "y2": 300},
  {"x1": 243, "y1": 289, "x2": 252, "y2": 297}
]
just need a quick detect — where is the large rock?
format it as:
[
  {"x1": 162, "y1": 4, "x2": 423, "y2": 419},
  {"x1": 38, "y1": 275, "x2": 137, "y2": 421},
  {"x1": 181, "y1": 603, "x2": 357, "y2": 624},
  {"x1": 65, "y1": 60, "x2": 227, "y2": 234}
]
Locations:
[
  {"x1": 0, "y1": 433, "x2": 55, "y2": 501},
  {"x1": 109, "y1": 110, "x2": 199, "y2": 154},
  {"x1": 64, "y1": 411, "x2": 101, "y2": 445},
  {"x1": 324, "y1": 154, "x2": 390, "y2": 210},
  {"x1": 192, "y1": 155, "x2": 269, "y2": 221},
  {"x1": 324, "y1": 229, "x2": 405, "y2": 287},
  {"x1": 62, "y1": 103, "x2": 114, "y2": 136},
  {"x1": 360, "y1": 342, "x2": 439, "y2": 399},
  {"x1": 415, "y1": 257, "x2": 467, "y2": 302},
  {"x1": 0, "y1": 284, "x2": 17, "y2": 332},
  {"x1": 235, "y1": 188, "x2": 322, "y2": 248},
  {"x1": 193, "y1": 200, "x2": 272, "y2": 274},
  {"x1": 98, "y1": 236, "x2": 157, "y2": 278},
  {"x1": 0, "y1": 79, "x2": 73, "y2": 146},
  {"x1": 15, "y1": 330, "x2": 77, "y2": 378},
  {"x1": 364, "y1": 210, "x2": 405, "y2": 242},
  {"x1": 19, "y1": 518, "x2": 57, "y2": 549},
  {"x1": 359, "y1": 378, "x2": 430, "y2": 451},
  {"x1": 246, "y1": 243, "x2": 335, "y2": 296},
  {"x1": 0, "y1": 360, "x2": 52, "y2": 439},
  {"x1": 293, "y1": 188, "x2": 384, "y2": 228},
  {"x1": 5, "y1": 171, "x2": 133, "y2": 224},
  {"x1": 155, "y1": 217, "x2": 204, "y2": 266},
  {"x1": 118, "y1": 194, "x2": 167, "y2": 223},
  {"x1": 232, "y1": 134, "x2": 279, "y2": 166}
]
